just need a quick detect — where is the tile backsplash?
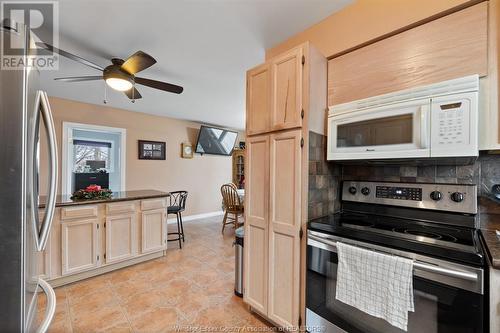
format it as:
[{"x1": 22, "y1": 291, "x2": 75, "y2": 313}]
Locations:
[
  {"x1": 308, "y1": 131, "x2": 341, "y2": 220},
  {"x1": 308, "y1": 131, "x2": 500, "y2": 219}
]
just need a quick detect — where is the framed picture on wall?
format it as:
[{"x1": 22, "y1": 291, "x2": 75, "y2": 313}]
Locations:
[
  {"x1": 181, "y1": 142, "x2": 193, "y2": 159},
  {"x1": 138, "y1": 140, "x2": 166, "y2": 160}
]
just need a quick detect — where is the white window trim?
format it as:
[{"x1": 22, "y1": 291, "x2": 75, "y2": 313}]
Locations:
[{"x1": 62, "y1": 122, "x2": 126, "y2": 195}]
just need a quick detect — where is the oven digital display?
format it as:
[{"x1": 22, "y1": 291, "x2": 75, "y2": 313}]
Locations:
[{"x1": 376, "y1": 186, "x2": 422, "y2": 201}]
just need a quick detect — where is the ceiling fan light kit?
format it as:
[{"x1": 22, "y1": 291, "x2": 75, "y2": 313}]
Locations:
[
  {"x1": 36, "y1": 42, "x2": 184, "y2": 101},
  {"x1": 103, "y1": 66, "x2": 134, "y2": 91}
]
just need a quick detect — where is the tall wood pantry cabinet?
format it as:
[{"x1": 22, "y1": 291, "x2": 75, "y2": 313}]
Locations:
[{"x1": 244, "y1": 42, "x2": 326, "y2": 329}]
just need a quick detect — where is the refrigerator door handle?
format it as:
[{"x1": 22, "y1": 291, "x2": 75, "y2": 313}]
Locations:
[
  {"x1": 32, "y1": 90, "x2": 58, "y2": 252},
  {"x1": 36, "y1": 278, "x2": 56, "y2": 333}
]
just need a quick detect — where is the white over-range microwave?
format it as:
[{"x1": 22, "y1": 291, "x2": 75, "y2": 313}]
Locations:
[{"x1": 327, "y1": 75, "x2": 479, "y2": 161}]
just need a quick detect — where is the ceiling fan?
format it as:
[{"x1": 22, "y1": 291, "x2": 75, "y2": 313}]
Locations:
[{"x1": 36, "y1": 42, "x2": 183, "y2": 100}]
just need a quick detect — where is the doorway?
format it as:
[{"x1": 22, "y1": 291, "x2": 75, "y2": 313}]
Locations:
[{"x1": 62, "y1": 122, "x2": 126, "y2": 195}]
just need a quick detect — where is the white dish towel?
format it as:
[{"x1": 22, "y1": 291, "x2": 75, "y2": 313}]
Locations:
[{"x1": 335, "y1": 242, "x2": 415, "y2": 331}]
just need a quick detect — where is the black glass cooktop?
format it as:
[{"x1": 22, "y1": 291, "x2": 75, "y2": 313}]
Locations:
[{"x1": 308, "y1": 205, "x2": 484, "y2": 266}]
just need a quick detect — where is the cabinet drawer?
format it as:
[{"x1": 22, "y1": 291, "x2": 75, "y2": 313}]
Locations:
[
  {"x1": 141, "y1": 198, "x2": 166, "y2": 211},
  {"x1": 106, "y1": 202, "x2": 136, "y2": 215},
  {"x1": 60, "y1": 205, "x2": 98, "y2": 220}
]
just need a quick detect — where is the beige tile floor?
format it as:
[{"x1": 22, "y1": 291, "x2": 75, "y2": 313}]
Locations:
[{"x1": 38, "y1": 216, "x2": 270, "y2": 333}]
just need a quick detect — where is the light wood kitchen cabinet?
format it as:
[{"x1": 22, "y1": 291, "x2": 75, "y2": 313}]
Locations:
[
  {"x1": 327, "y1": 2, "x2": 488, "y2": 106},
  {"x1": 141, "y1": 208, "x2": 167, "y2": 254},
  {"x1": 105, "y1": 213, "x2": 137, "y2": 264},
  {"x1": 37, "y1": 244, "x2": 51, "y2": 279},
  {"x1": 244, "y1": 134, "x2": 270, "y2": 315},
  {"x1": 267, "y1": 129, "x2": 302, "y2": 327},
  {"x1": 244, "y1": 129, "x2": 304, "y2": 329},
  {"x1": 247, "y1": 42, "x2": 326, "y2": 136},
  {"x1": 61, "y1": 218, "x2": 100, "y2": 276},
  {"x1": 244, "y1": 41, "x2": 326, "y2": 329},
  {"x1": 247, "y1": 63, "x2": 271, "y2": 135},
  {"x1": 270, "y1": 46, "x2": 303, "y2": 131}
]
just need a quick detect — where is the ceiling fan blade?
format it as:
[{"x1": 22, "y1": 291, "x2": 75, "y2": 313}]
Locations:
[
  {"x1": 36, "y1": 42, "x2": 104, "y2": 71},
  {"x1": 135, "y1": 77, "x2": 183, "y2": 94},
  {"x1": 124, "y1": 87, "x2": 142, "y2": 99},
  {"x1": 54, "y1": 76, "x2": 102, "y2": 82},
  {"x1": 121, "y1": 51, "x2": 156, "y2": 74}
]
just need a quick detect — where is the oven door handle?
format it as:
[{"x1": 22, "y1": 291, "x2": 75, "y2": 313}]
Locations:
[{"x1": 307, "y1": 234, "x2": 478, "y2": 282}]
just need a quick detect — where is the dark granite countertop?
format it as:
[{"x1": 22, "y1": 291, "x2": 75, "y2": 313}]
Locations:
[
  {"x1": 38, "y1": 190, "x2": 170, "y2": 208},
  {"x1": 480, "y1": 213, "x2": 500, "y2": 269}
]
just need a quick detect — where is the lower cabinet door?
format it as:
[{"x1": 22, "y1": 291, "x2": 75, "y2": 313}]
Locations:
[
  {"x1": 105, "y1": 214, "x2": 137, "y2": 264},
  {"x1": 268, "y1": 129, "x2": 302, "y2": 328},
  {"x1": 37, "y1": 241, "x2": 51, "y2": 280},
  {"x1": 61, "y1": 219, "x2": 100, "y2": 275},
  {"x1": 141, "y1": 209, "x2": 167, "y2": 253},
  {"x1": 244, "y1": 134, "x2": 270, "y2": 315}
]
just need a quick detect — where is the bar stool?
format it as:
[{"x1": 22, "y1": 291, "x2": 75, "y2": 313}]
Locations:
[{"x1": 167, "y1": 191, "x2": 188, "y2": 249}]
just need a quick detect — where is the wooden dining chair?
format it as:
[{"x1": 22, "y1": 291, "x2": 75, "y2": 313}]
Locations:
[{"x1": 220, "y1": 183, "x2": 244, "y2": 233}]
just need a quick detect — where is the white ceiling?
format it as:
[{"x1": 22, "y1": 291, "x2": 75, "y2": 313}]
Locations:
[{"x1": 40, "y1": 0, "x2": 352, "y2": 130}]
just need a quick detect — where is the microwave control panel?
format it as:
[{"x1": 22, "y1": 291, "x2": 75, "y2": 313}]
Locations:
[
  {"x1": 436, "y1": 100, "x2": 467, "y2": 146},
  {"x1": 430, "y1": 91, "x2": 477, "y2": 158}
]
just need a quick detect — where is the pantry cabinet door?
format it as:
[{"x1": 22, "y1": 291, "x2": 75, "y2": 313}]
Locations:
[
  {"x1": 105, "y1": 214, "x2": 137, "y2": 264},
  {"x1": 243, "y1": 134, "x2": 270, "y2": 314},
  {"x1": 271, "y1": 46, "x2": 303, "y2": 131},
  {"x1": 141, "y1": 209, "x2": 167, "y2": 253},
  {"x1": 268, "y1": 129, "x2": 302, "y2": 328},
  {"x1": 247, "y1": 63, "x2": 271, "y2": 135},
  {"x1": 61, "y1": 219, "x2": 100, "y2": 275}
]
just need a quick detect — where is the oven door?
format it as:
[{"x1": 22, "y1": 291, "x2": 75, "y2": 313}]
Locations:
[
  {"x1": 306, "y1": 231, "x2": 484, "y2": 333},
  {"x1": 327, "y1": 98, "x2": 430, "y2": 161}
]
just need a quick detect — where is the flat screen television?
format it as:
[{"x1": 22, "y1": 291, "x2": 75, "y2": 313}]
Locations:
[{"x1": 195, "y1": 125, "x2": 238, "y2": 156}]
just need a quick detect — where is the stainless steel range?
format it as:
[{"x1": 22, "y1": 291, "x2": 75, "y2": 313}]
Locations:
[{"x1": 306, "y1": 181, "x2": 485, "y2": 333}]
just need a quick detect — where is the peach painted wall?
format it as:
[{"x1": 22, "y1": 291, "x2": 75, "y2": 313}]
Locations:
[
  {"x1": 266, "y1": 0, "x2": 476, "y2": 59},
  {"x1": 41, "y1": 97, "x2": 243, "y2": 216}
]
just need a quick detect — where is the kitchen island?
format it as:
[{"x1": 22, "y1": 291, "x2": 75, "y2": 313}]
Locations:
[{"x1": 38, "y1": 190, "x2": 171, "y2": 287}]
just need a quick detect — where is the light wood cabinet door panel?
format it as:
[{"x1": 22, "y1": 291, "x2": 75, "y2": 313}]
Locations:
[
  {"x1": 61, "y1": 219, "x2": 99, "y2": 276},
  {"x1": 141, "y1": 209, "x2": 167, "y2": 253},
  {"x1": 247, "y1": 63, "x2": 271, "y2": 135},
  {"x1": 37, "y1": 241, "x2": 51, "y2": 279},
  {"x1": 328, "y1": 2, "x2": 488, "y2": 106},
  {"x1": 268, "y1": 129, "x2": 302, "y2": 328},
  {"x1": 271, "y1": 47, "x2": 303, "y2": 131},
  {"x1": 60, "y1": 205, "x2": 98, "y2": 220},
  {"x1": 105, "y1": 214, "x2": 137, "y2": 264},
  {"x1": 244, "y1": 134, "x2": 269, "y2": 314}
]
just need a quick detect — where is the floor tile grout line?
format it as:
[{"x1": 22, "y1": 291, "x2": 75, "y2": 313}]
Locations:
[{"x1": 109, "y1": 279, "x2": 134, "y2": 332}]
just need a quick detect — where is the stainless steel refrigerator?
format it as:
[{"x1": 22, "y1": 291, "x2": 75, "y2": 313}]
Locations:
[{"x1": 0, "y1": 20, "x2": 58, "y2": 332}]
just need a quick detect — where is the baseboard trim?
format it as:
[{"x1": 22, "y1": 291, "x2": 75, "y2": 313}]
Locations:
[
  {"x1": 167, "y1": 210, "x2": 223, "y2": 224},
  {"x1": 47, "y1": 251, "x2": 164, "y2": 287}
]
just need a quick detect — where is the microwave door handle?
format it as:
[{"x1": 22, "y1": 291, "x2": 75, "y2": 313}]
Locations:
[
  {"x1": 419, "y1": 104, "x2": 430, "y2": 149},
  {"x1": 34, "y1": 91, "x2": 58, "y2": 252}
]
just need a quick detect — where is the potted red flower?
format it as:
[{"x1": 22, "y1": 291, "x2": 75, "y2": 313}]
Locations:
[{"x1": 71, "y1": 184, "x2": 113, "y2": 200}]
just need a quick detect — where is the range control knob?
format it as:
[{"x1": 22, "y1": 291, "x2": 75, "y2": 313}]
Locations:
[
  {"x1": 430, "y1": 191, "x2": 442, "y2": 201},
  {"x1": 348, "y1": 186, "x2": 357, "y2": 195},
  {"x1": 361, "y1": 187, "x2": 370, "y2": 196},
  {"x1": 451, "y1": 192, "x2": 465, "y2": 203}
]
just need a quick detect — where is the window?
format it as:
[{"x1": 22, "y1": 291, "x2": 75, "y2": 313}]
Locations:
[{"x1": 73, "y1": 139, "x2": 112, "y2": 173}]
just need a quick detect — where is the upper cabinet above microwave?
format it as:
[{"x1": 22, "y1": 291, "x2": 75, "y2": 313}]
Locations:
[
  {"x1": 327, "y1": 1, "x2": 500, "y2": 151},
  {"x1": 327, "y1": 2, "x2": 487, "y2": 107},
  {"x1": 246, "y1": 42, "x2": 327, "y2": 136},
  {"x1": 327, "y1": 76, "x2": 479, "y2": 161}
]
